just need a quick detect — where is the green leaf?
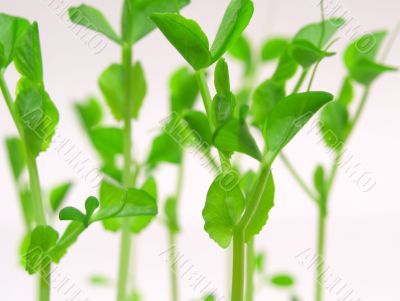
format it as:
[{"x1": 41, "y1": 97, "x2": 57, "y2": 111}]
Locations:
[
  {"x1": 251, "y1": 79, "x2": 285, "y2": 128},
  {"x1": 68, "y1": 5, "x2": 121, "y2": 44},
  {"x1": 150, "y1": 13, "x2": 211, "y2": 70},
  {"x1": 214, "y1": 59, "x2": 231, "y2": 95},
  {"x1": 347, "y1": 58, "x2": 396, "y2": 86},
  {"x1": 270, "y1": 274, "x2": 295, "y2": 287},
  {"x1": 25, "y1": 225, "x2": 59, "y2": 274},
  {"x1": 169, "y1": 66, "x2": 199, "y2": 114},
  {"x1": 96, "y1": 180, "x2": 126, "y2": 231},
  {"x1": 290, "y1": 40, "x2": 335, "y2": 68},
  {"x1": 261, "y1": 37, "x2": 289, "y2": 62},
  {"x1": 132, "y1": 62, "x2": 147, "y2": 118},
  {"x1": 85, "y1": 196, "x2": 100, "y2": 218},
  {"x1": 228, "y1": 35, "x2": 252, "y2": 73},
  {"x1": 15, "y1": 87, "x2": 59, "y2": 157},
  {"x1": 344, "y1": 32, "x2": 386, "y2": 66},
  {"x1": 98, "y1": 63, "x2": 147, "y2": 120},
  {"x1": 130, "y1": 177, "x2": 158, "y2": 234},
  {"x1": 344, "y1": 32, "x2": 396, "y2": 85},
  {"x1": 213, "y1": 118, "x2": 262, "y2": 161},
  {"x1": 121, "y1": 0, "x2": 190, "y2": 45},
  {"x1": 337, "y1": 76, "x2": 354, "y2": 106},
  {"x1": 93, "y1": 180, "x2": 157, "y2": 227},
  {"x1": 272, "y1": 49, "x2": 298, "y2": 82},
  {"x1": 319, "y1": 101, "x2": 349, "y2": 149},
  {"x1": 59, "y1": 207, "x2": 87, "y2": 225},
  {"x1": 212, "y1": 93, "x2": 236, "y2": 127},
  {"x1": 147, "y1": 132, "x2": 183, "y2": 169},
  {"x1": 14, "y1": 22, "x2": 43, "y2": 84},
  {"x1": 244, "y1": 171, "x2": 275, "y2": 241},
  {"x1": 210, "y1": 0, "x2": 254, "y2": 62},
  {"x1": 203, "y1": 174, "x2": 245, "y2": 248},
  {"x1": 0, "y1": 13, "x2": 30, "y2": 68},
  {"x1": 263, "y1": 92, "x2": 333, "y2": 161},
  {"x1": 50, "y1": 221, "x2": 86, "y2": 263},
  {"x1": 75, "y1": 97, "x2": 103, "y2": 131},
  {"x1": 294, "y1": 18, "x2": 344, "y2": 48},
  {"x1": 49, "y1": 182, "x2": 72, "y2": 212},
  {"x1": 183, "y1": 110, "x2": 213, "y2": 145},
  {"x1": 165, "y1": 196, "x2": 179, "y2": 233},
  {"x1": 5, "y1": 137, "x2": 25, "y2": 181},
  {"x1": 90, "y1": 127, "x2": 124, "y2": 158}
]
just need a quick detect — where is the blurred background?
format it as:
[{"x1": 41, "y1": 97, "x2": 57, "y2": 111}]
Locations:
[{"x1": 0, "y1": 0, "x2": 399, "y2": 300}]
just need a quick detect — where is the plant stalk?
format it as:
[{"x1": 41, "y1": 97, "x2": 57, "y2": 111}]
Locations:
[
  {"x1": 169, "y1": 158, "x2": 185, "y2": 301},
  {"x1": 116, "y1": 44, "x2": 134, "y2": 301},
  {"x1": 232, "y1": 230, "x2": 245, "y2": 301},
  {"x1": 1, "y1": 71, "x2": 50, "y2": 301},
  {"x1": 315, "y1": 208, "x2": 326, "y2": 301},
  {"x1": 245, "y1": 238, "x2": 255, "y2": 301}
]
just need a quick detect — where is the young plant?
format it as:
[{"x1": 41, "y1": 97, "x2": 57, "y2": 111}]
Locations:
[
  {"x1": 67, "y1": 1, "x2": 192, "y2": 300},
  {"x1": 0, "y1": 13, "x2": 61, "y2": 301},
  {"x1": 279, "y1": 30, "x2": 396, "y2": 301},
  {"x1": 151, "y1": 2, "x2": 334, "y2": 301}
]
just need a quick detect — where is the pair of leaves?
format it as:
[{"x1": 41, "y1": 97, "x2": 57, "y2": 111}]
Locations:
[
  {"x1": 203, "y1": 169, "x2": 275, "y2": 248},
  {"x1": 212, "y1": 59, "x2": 236, "y2": 127},
  {"x1": 290, "y1": 18, "x2": 344, "y2": 68},
  {"x1": 59, "y1": 196, "x2": 100, "y2": 227},
  {"x1": 0, "y1": 13, "x2": 30, "y2": 69},
  {"x1": 99, "y1": 62, "x2": 147, "y2": 120},
  {"x1": 69, "y1": 1, "x2": 190, "y2": 46},
  {"x1": 344, "y1": 31, "x2": 396, "y2": 85},
  {"x1": 261, "y1": 37, "x2": 289, "y2": 62},
  {"x1": 96, "y1": 179, "x2": 158, "y2": 232},
  {"x1": 15, "y1": 87, "x2": 59, "y2": 158},
  {"x1": 151, "y1": 0, "x2": 254, "y2": 69}
]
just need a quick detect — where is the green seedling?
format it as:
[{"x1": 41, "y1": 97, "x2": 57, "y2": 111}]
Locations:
[{"x1": 152, "y1": 2, "x2": 335, "y2": 301}]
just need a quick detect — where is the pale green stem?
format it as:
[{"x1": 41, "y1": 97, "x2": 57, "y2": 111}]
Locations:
[
  {"x1": 116, "y1": 44, "x2": 134, "y2": 301},
  {"x1": 169, "y1": 158, "x2": 185, "y2": 301},
  {"x1": 245, "y1": 238, "x2": 255, "y2": 301},
  {"x1": 280, "y1": 152, "x2": 318, "y2": 201}
]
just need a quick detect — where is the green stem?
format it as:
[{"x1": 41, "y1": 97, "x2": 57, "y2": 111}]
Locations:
[
  {"x1": 315, "y1": 208, "x2": 326, "y2": 301},
  {"x1": 195, "y1": 70, "x2": 214, "y2": 130},
  {"x1": 291, "y1": 68, "x2": 308, "y2": 94},
  {"x1": 116, "y1": 44, "x2": 134, "y2": 301},
  {"x1": 1, "y1": 71, "x2": 50, "y2": 301},
  {"x1": 280, "y1": 152, "x2": 318, "y2": 201},
  {"x1": 169, "y1": 158, "x2": 185, "y2": 301},
  {"x1": 169, "y1": 230, "x2": 179, "y2": 301},
  {"x1": 245, "y1": 238, "x2": 255, "y2": 301},
  {"x1": 232, "y1": 230, "x2": 245, "y2": 301}
]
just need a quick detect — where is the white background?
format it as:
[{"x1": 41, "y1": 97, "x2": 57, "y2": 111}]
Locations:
[{"x1": 0, "y1": 0, "x2": 399, "y2": 300}]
